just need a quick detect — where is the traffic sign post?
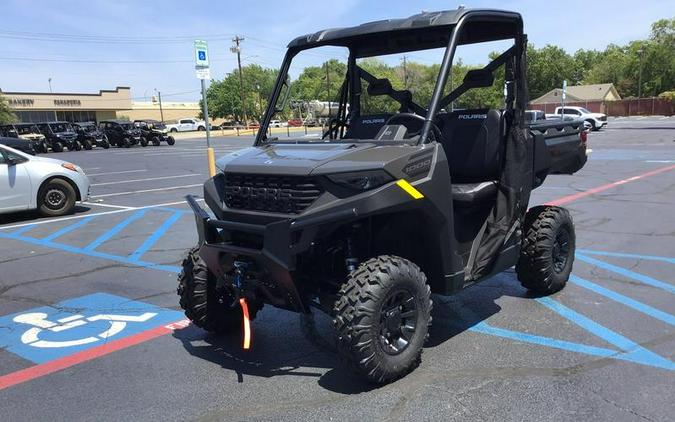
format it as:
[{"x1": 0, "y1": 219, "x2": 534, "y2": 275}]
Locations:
[
  {"x1": 561, "y1": 79, "x2": 567, "y2": 118},
  {"x1": 194, "y1": 40, "x2": 215, "y2": 176}
]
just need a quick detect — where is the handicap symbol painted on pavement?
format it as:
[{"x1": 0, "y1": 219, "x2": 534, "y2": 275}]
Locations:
[{"x1": 0, "y1": 293, "x2": 183, "y2": 364}]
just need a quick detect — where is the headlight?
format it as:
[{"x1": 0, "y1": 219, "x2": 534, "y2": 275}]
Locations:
[
  {"x1": 327, "y1": 170, "x2": 393, "y2": 192},
  {"x1": 62, "y1": 163, "x2": 83, "y2": 174}
]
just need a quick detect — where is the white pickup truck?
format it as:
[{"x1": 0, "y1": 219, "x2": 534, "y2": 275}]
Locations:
[
  {"x1": 545, "y1": 106, "x2": 607, "y2": 131},
  {"x1": 166, "y1": 118, "x2": 208, "y2": 133}
]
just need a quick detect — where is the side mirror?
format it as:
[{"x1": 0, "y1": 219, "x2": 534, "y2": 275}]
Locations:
[
  {"x1": 7, "y1": 156, "x2": 27, "y2": 166},
  {"x1": 463, "y1": 69, "x2": 494, "y2": 89},
  {"x1": 274, "y1": 76, "x2": 291, "y2": 112}
]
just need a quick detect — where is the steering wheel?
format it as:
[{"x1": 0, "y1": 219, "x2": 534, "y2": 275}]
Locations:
[
  {"x1": 322, "y1": 118, "x2": 349, "y2": 139},
  {"x1": 384, "y1": 113, "x2": 442, "y2": 142}
]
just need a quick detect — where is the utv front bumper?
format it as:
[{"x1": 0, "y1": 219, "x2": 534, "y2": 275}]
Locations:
[{"x1": 186, "y1": 194, "x2": 357, "y2": 313}]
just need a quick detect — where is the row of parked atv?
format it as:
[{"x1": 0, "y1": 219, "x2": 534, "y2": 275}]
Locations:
[{"x1": 0, "y1": 119, "x2": 175, "y2": 154}]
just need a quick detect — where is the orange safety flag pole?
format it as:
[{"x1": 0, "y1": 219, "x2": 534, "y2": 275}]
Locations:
[{"x1": 239, "y1": 298, "x2": 251, "y2": 350}]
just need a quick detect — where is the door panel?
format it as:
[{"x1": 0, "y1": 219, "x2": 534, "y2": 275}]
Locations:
[{"x1": 0, "y1": 158, "x2": 32, "y2": 211}]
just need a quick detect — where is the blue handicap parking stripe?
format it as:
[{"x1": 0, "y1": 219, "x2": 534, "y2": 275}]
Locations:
[
  {"x1": 577, "y1": 249, "x2": 675, "y2": 265},
  {"x1": 576, "y1": 253, "x2": 675, "y2": 294},
  {"x1": 536, "y1": 296, "x2": 674, "y2": 370},
  {"x1": 0, "y1": 293, "x2": 183, "y2": 364},
  {"x1": 128, "y1": 211, "x2": 183, "y2": 262},
  {"x1": 0, "y1": 231, "x2": 180, "y2": 273},
  {"x1": 570, "y1": 275, "x2": 675, "y2": 326},
  {"x1": 42, "y1": 216, "x2": 94, "y2": 242},
  {"x1": 11, "y1": 224, "x2": 37, "y2": 235},
  {"x1": 84, "y1": 209, "x2": 148, "y2": 251}
]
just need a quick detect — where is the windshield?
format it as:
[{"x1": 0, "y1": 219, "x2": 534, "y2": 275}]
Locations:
[
  {"x1": 260, "y1": 36, "x2": 515, "y2": 144},
  {"x1": 120, "y1": 123, "x2": 135, "y2": 130},
  {"x1": 50, "y1": 123, "x2": 72, "y2": 132},
  {"x1": 578, "y1": 107, "x2": 591, "y2": 114},
  {"x1": 16, "y1": 125, "x2": 39, "y2": 135}
]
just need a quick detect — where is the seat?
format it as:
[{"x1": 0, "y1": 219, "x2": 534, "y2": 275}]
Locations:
[
  {"x1": 344, "y1": 114, "x2": 393, "y2": 139},
  {"x1": 436, "y1": 109, "x2": 503, "y2": 204}
]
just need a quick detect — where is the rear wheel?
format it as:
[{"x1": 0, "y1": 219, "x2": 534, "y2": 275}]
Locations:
[
  {"x1": 38, "y1": 178, "x2": 77, "y2": 217},
  {"x1": 39, "y1": 141, "x2": 49, "y2": 153},
  {"x1": 333, "y1": 255, "x2": 432, "y2": 384},
  {"x1": 123, "y1": 137, "x2": 131, "y2": 148},
  {"x1": 83, "y1": 139, "x2": 93, "y2": 150},
  {"x1": 72, "y1": 141, "x2": 82, "y2": 151},
  {"x1": 177, "y1": 246, "x2": 261, "y2": 333},
  {"x1": 152, "y1": 136, "x2": 161, "y2": 146},
  {"x1": 140, "y1": 137, "x2": 148, "y2": 147},
  {"x1": 51, "y1": 141, "x2": 64, "y2": 152},
  {"x1": 516, "y1": 206, "x2": 575, "y2": 294},
  {"x1": 100, "y1": 136, "x2": 110, "y2": 149},
  {"x1": 170, "y1": 128, "x2": 178, "y2": 133},
  {"x1": 166, "y1": 136, "x2": 175, "y2": 146}
]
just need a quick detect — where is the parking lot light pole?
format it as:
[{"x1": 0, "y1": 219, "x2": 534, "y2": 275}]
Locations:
[{"x1": 154, "y1": 89, "x2": 165, "y2": 123}]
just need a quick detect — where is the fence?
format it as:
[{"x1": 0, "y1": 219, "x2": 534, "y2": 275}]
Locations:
[{"x1": 530, "y1": 97, "x2": 674, "y2": 116}]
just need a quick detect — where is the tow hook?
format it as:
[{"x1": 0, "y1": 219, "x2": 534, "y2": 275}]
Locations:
[{"x1": 233, "y1": 261, "x2": 252, "y2": 350}]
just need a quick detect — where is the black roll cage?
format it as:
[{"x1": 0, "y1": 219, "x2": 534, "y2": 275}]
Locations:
[{"x1": 255, "y1": 10, "x2": 526, "y2": 147}]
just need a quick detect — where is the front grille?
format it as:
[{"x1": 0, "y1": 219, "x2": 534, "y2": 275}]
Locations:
[
  {"x1": 600, "y1": 116, "x2": 607, "y2": 121},
  {"x1": 224, "y1": 173, "x2": 323, "y2": 214}
]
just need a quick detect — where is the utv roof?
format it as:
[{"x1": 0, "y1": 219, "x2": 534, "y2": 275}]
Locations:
[{"x1": 288, "y1": 8, "x2": 522, "y2": 57}]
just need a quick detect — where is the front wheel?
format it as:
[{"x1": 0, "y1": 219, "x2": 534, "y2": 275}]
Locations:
[
  {"x1": 72, "y1": 141, "x2": 83, "y2": 151},
  {"x1": 123, "y1": 137, "x2": 131, "y2": 148},
  {"x1": 100, "y1": 137, "x2": 110, "y2": 149},
  {"x1": 166, "y1": 136, "x2": 175, "y2": 146},
  {"x1": 516, "y1": 206, "x2": 576, "y2": 294},
  {"x1": 51, "y1": 141, "x2": 64, "y2": 152},
  {"x1": 177, "y1": 246, "x2": 261, "y2": 333},
  {"x1": 83, "y1": 139, "x2": 93, "y2": 150},
  {"x1": 38, "y1": 178, "x2": 77, "y2": 216},
  {"x1": 152, "y1": 136, "x2": 161, "y2": 146},
  {"x1": 333, "y1": 255, "x2": 432, "y2": 384},
  {"x1": 140, "y1": 137, "x2": 148, "y2": 147}
]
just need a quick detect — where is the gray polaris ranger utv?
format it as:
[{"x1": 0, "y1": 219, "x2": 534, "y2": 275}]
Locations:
[{"x1": 179, "y1": 8, "x2": 588, "y2": 383}]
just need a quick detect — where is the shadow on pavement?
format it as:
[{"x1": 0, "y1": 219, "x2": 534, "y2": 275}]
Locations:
[
  {"x1": 0, "y1": 205, "x2": 92, "y2": 226},
  {"x1": 171, "y1": 271, "x2": 537, "y2": 394}
]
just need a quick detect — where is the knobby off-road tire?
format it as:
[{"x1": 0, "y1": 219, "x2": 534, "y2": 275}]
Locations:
[
  {"x1": 178, "y1": 246, "x2": 260, "y2": 334},
  {"x1": 51, "y1": 141, "x2": 64, "y2": 152},
  {"x1": 333, "y1": 255, "x2": 432, "y2": 384},
  {"x1": 166, "y1": 136, "x2": 175, "y2": 146},
  {"x1": 516, "y1": 205, "x2": 576, "y2": 294}
]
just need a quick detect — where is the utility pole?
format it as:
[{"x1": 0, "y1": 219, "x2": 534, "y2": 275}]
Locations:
[
  {"x1": 401, "y1": 56, "x2": 408, "y2": 89},
  {"x1": 48, "y1": 78, "x2": 52, "y2": 93},
  {"x1": 231, "y1": 36, "x2": 248, "y2": 127},
  {"x1": 155, "y1": 89, "x2": 164, "y2": 123},
  {"x1": 637, "y1": 49, "x2": 644, "y2": 99}
]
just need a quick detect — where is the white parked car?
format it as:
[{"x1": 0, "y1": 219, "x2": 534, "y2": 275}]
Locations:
[
  {"x1": 546, "y1": 106, "x2": 607, "y2": 131},
  {"x1": 0, "y1": 144, "x2": 90, "y2": 216},
  {"x1": 165, "y1": 118, "x2": 208, "y2": 133},
  {"x1": 269, "y1": 120, "x2": 287, "y2": 128}
]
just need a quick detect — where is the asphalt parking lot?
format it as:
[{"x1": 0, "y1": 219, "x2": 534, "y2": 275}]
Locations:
[{"x1": 0, "y1": 116, "x2": 674, "y2": 421}]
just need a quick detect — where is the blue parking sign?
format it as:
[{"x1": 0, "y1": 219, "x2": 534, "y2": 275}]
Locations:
[
  {"x1": 0, "y1": 293, "x2": 183, "y2": 364},
  {"x1": 198, "y1": 51, "x2": 206, "y2": 61}
]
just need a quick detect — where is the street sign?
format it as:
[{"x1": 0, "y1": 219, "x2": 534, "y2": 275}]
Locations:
[
  {"x1": 0, "y1": 293, "x2": 183, "y2": 363},
  {"x1": 562, "y1": 79, "x2": 567, "y2": 100},
  {"x1": 194, "y1": 39, "x2": 209, "y2": 68},
  {"x1": 195, "y1": 67, "x2": 211, "y2": 80}
]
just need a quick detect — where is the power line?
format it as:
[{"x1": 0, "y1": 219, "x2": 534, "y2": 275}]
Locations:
[{"x1": 231, "y1": 36, "x2": 248, "y2": 126}]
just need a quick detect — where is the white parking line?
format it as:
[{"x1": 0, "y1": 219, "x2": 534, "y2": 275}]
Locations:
[
  {"x1": 90, "y1": 184, "x2": 203, "y2": 198},
  {"x1": 0, "y1": 199, "x2": 205, "y2": 230},
  {"x1": 87, "y1": 169, "x2": 148, "y2": 177},
  {"x1": 81, "y1": 202, "x2": 135, "y2": 209},
  {"x1": 91, "y1": 174, "x2": 204, "y2": 186}
]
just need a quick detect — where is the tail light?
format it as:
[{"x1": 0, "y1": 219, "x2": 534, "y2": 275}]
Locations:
[{"x1": 579, "y1": 130, "x2": 588, "y2": 144}]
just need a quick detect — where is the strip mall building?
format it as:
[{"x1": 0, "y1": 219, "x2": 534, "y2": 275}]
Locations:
[{"x1": 0, "y1": 86, "x2": 200, "y2": 123}]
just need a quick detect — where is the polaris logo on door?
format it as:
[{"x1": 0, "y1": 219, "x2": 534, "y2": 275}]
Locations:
[{"x1": 457, "y1": 114, "x2": 487, "y2": 120}]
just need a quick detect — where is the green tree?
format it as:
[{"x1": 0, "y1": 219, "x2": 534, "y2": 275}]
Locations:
[
  {"x1": 0, "y1": 95, "x2": 17, "y2": 124},
  {"x1": 527, "y1": 44, "x2": 582, "y2": 99},
  {"x1": 203, "y1": 64, "x2": 278, "y2": 122}
]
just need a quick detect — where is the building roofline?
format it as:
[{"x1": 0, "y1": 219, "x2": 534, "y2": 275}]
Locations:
[{"x1": 0, "y1": 86, "x2": 131, "y2": 96}]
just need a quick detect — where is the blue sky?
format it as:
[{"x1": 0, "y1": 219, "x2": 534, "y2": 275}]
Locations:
[{"x1": 1, "y1": 0, "x2": 671, "y2": 101}]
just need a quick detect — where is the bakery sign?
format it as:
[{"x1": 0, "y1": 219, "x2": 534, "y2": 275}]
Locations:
[
  {"x1": 9, "y1": 98, "x2": 34, "y2": 107},
  {"x1": 54, "y1": 99, "x2": 82, "y2": 106}
]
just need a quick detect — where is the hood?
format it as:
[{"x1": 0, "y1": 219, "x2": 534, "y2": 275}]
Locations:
[
  {"x1": 215, "y1": 142, "x2": 416, "y2": 176},
  {"x1": 589, "y1": 112, "x2": 606, "y2": 118}
]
